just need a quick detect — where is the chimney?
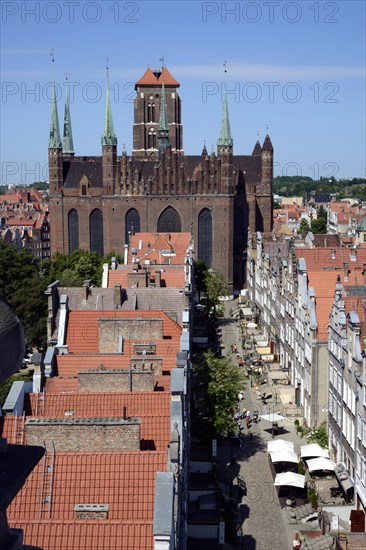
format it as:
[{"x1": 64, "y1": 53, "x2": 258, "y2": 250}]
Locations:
[
  {"x1": 113, "y1": 284, "x2": 122, "y2": 308},
  {"x1": 343, "y1": 262, "x2": 348, "y2": 282},
  {"x1": 166, "y1": 233, "x2": 171, "y2": 242},
  {"x1": 82, "y1": 280, "x2": 91, "y2": 300},
  {"x1": 123, "y1": 406, "x2": 127, "y2": 420},
  {"x1": 154, "y1": 270, "x2": 161, "y2": 288}
]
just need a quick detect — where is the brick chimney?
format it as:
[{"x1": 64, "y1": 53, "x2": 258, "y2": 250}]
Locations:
[
  {"x1": 83, "y1": 280, "x2": 92, "y2": 300},
  {"x1": 343, "y1": 262, "x2": 349, "y2": 282},
  {"x1": 154, "y1": 270, "x2": 161, "y2": 288},
  {"x1": 114, "y1": 284, "x2": 122, "y2": 308}
]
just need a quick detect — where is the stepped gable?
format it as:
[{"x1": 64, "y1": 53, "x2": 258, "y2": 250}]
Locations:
[
  {"x1": 12, "y1": 520, "x2": 153, "y2": 550},
  {"x1": 8, "y1": 450, "x2": 166, "y2": 522},
  {"x1": 63, "y1": 157, "x2": 103, "y2": 188}
]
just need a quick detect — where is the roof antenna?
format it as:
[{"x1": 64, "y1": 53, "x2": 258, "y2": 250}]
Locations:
[{"x1": 160, "y1": 55, "x2": 165, "y2": 70}]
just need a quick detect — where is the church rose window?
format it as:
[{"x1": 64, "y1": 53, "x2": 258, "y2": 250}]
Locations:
[
  {"x1": 68, "y1": 209, "x2": 79, "y2": 254},
  {"x1": 90, "y1": 209, "x2": 104, "y2": 256},
  {"x1": 125, "y1": 208, "x2": 141, "y2": 244},
  {"x1": 198, "y1": 208, "x2": 212, "y2": 267},
  {"x1": 157, "y1": 206, "x2": 181, "y2": 233}
]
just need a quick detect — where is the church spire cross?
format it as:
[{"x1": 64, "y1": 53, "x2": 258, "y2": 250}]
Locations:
[
  {"x1": 102, "y1": 62, "x2": 117, "y2": 147},
  {"x1": 217, "y1": 91, "x2": 233, "y2": 148},
  {"x1": 62, "y1": 74, "x2": 75, "y2": 155}
]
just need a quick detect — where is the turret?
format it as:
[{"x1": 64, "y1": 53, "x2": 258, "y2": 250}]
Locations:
[
  {"x1": 48, "y1": 81, "x2": 63, "y2": 194},
  {"x1": 217, "y1": 92, "x2": 233, "y2": 193},
  {"x1": 158, "y1": 80, "x2": 171, "y2": 154},
  {"x1": 62, "y1": 76, "x2": 74, "y2": 155},
  {"x1": 101, "y1": 67, "x2": 117, "y2": 195}
]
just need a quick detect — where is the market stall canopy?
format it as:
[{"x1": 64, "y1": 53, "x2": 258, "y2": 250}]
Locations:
[
  {"x1": 260, "y1": 413, "x2": 285, "y2": 423},
  {"x1": 300, "y1": 443, "x2": 330, "y2": 459},
  {"x1": 270, "y1": 449, "x2": 299, "y2": 464},
  {"x1": 267, "y1": 439, "x2": 294, "y2": 453},
  {"x1": 274, "y1": 472, "x2": 306, "y2": 488},
  {"x1": 247, "y1": 322, "x2": 257, "y2": 328},
  {"x1": 306, "y1": 457, "x2": 336, "y2": 472}
]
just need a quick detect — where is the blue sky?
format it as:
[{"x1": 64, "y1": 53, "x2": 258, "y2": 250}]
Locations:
[{"x1": 1, "y1": 0, "x2": 365, "y2": 184}]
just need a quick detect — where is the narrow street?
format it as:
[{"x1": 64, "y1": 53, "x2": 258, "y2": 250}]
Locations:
[{"x1": 216, "y1": 298, "x2": 303, "y2": 550}]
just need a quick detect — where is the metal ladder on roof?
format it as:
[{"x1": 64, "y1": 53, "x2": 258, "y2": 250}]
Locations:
[{"x1": 38, "y1": 442, "x2": 55, "y2": 519}]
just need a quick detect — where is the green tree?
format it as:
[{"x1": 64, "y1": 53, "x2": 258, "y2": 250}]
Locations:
[
  {"x1": 196, "y1": 350, "x2": 244, "y2": 437},
  {"x1": 311, "y1": 217, "x2": 327, "y2": 234},
  {"x1": 204, "y1": 269, "x2": 228, "y2": 317},
  {"x1": 298, "y1": 218, "x2": 311, "y2": 237},
  {"x1": 10, "y1": 276, "x2": 48, "y2": 350},
  {"x1": 0, "y1": 241, "x2": 37, "y2": 300}
]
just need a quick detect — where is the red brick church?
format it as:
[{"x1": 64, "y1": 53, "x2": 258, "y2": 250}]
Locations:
[{"x1": 48, "y1": 66, "x2": 273, "y2": 290}]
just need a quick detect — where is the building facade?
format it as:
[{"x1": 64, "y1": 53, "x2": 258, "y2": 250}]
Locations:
[{"x1": 48, "y1": 66, "x2": 273, "y2": 290}]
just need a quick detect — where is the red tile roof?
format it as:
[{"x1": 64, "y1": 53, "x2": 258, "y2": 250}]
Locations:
[
  {"x1": 307, "y1": 269, "x2": 364, "y2": 339},
  {"x1": 128, "y1": 232, "x2": 191, "y2": 265},
  {"x1": 8, "y1": 451, "x2": 167, "y2": 522},
  {"x1": 28, "y1": 391, "x2": 171, "y2": 418},
  {"x1": 65, "y1": 310, "x2": 182, "y2": 353},
  {"x1": 108, "y1": 267, "x2": 186, "y2": 288},
  {"x1": 135, "y1": 67, "x2": 180, "y2": 87},
  {"x1": 12, "y1": 520, "x2": 153, "y2": 550}
]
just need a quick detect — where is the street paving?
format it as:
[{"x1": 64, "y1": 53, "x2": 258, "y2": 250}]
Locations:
[{"x1": 217, "y1": 298, "x2": 303, "y2": 550}]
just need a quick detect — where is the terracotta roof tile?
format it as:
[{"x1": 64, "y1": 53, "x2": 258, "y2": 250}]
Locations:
[
  {"x1": 28, "y1": 391, "x2": 171, "y2": 418},
  {"x1": 12, "y1": 520, "x2": 153, "y2": 550},
  {"x1": 8, "y1": 451, "x2": 167, "y2": 522},
  {"x1": 65, "y1": 310, "x2": 181, "y2": 353},
  {"x1": 135, "y1": 67, "x2": 180, "y2": 87}
]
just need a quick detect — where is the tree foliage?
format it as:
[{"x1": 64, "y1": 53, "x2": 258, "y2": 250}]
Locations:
[
  {"x1": 274, "y1": 175, "x2": 366, "y2": 201},
  {"x1": 204, "y1": 269, "x2": 228, "y2": 317},
  {"x1": 194, "y1": 259, "x2": 208, "y2": 299},
  {"x1": 195, "y1": 350, "x2": 244, "y2": 437},
  {"x1": 298, "y1": 218, "x2": 311, "y2": 237},
  {"x1": 0, "y1": 242, "x2": 123, "y2": 351}
]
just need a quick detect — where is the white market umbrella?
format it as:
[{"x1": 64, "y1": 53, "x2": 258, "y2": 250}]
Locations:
[
  {"x1": 260, "y1": 412, "x2": 285, "y2": 423},
  {"x1": 247, "y1": 322, "x2": 257, "y2": 328},
  {"x1": 300, "y1": 443, "x2": 330, "y2": 459},
  {"x1": 306, "y1": 457, "x2": 336, "y2": 472},
  {"x1": 267, "y1": 439, "x2": 294, "y2": 453},
  {"x1": 270, "y1": 449, "x2": 299, "y2": 464},
  {"x1": 274, "y1": 472, "x2": 306, "y2": 488}
]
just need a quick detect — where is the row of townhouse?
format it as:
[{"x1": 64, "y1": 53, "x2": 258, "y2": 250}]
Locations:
[
  {"x1": 247, "y1": 231, "x2": 366, "y2": 516},
  {"x1": 1, "y1": 232, "x2": 196, "y2": 549}
]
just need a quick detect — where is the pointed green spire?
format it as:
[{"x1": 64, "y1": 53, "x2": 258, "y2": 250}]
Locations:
[
  {"x1": 49, "y1": 81, "x2": 62, "y2": 149},
  {"x1": 217, "y1": 91, "x2": 233, "y2": 148},
  {"x1": 63, "y1": 77, "x2": 74, "y2": 155},
  {"x1": 101, "y1": 67, "x2": 117, "y2": 146},
  {"x1": 158, "y1": 80, "x2": 170, "y2": 151}
]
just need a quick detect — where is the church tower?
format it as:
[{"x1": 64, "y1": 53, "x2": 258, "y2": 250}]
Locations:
[
  {"x1": 101, "y1": 67, "x2": 117, "y2": 195},
  {"x1": 133, "y1": 67, "x2": 183, "y2": 157},
  {"x1": 256, "y1": 134, "x2": 274, "y2": 232},
  {"x1": 48, "y1": 81, "x2": 63, "y2": 194}
]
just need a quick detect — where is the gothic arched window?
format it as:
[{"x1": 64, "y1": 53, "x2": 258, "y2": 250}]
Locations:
[
  {"x1": 125, "y1": 208, "x2": 141, "y2": 244},
  {"x1": 198, "y1": 208, "x2": 212, "y2": 267},
  {"x1": 157, "y1": 206, "x2": 181, "y2": 233},
  {"x1": 90, "y1": 208, "x2": 104, "y2": 256},
  {"x1": 148, "y1": 128, "x2": 156, "y2": 149},
  {"x1": 68, "y1": 209, "x2": 79, "y2": 254}
]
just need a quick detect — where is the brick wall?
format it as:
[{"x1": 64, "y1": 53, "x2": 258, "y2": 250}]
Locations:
[
  {"x1": 98, "y1": 318, "x2": 163, "y2": 352},
  {"x1": 78, "y1": 368, "x2": 155, "y2": 392},
  {"x1": 26, "y1": 417, "x2": 141, "y2": 451}
]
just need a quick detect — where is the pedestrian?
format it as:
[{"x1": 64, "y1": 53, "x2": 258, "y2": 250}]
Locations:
[
  {"x1": 246, "y1": 409, "x2": 250, "y2": 420},
  {"x1": 249, "y1": 432, "x2": 253, "y2": 441},
  {"x1": 234, "y1": 344, "x2": 237, "y2": 353},
  {"x1": 246, "y1": 416, "x2": 251, "y2": 429},
  {"x1": 292, "y1": 532, "x2": 302, "y2": 550}
]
